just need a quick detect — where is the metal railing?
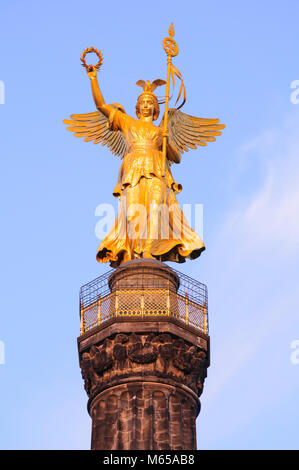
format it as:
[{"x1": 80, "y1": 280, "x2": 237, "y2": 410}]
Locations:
[{"x1": 79, "y1": 266, "x2": 208, "y2": 335}]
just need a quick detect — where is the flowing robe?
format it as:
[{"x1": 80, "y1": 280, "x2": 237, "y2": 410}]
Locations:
[{"x1": 96, "y1": 110, "x2": 205, "y2": 267}]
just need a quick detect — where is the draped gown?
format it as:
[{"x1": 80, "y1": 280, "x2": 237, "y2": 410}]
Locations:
[{"x1": 96, "y1": 109, "x2": 205, "y2": 267}]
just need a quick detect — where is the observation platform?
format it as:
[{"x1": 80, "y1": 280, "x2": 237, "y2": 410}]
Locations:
[{"x1": 79, "y1": 259, "x2": 208, "y2": 336}]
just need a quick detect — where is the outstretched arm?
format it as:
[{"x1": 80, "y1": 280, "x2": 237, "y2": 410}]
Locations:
[
  {"x1": 86, "y1": 66, "x2": 126, "y2": 132},
  {"x1": 87, "y1": 66, "x2": 111, "y2": 117}
]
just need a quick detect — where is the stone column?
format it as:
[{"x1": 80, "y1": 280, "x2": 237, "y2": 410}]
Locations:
[{"x1": 77, "y1": 260, "x2": 210, "y2": 450}]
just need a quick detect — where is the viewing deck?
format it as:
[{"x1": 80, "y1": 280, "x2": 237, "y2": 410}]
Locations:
[{"x1": 79, "y1": 262, "x2": 208, "y2": 336}]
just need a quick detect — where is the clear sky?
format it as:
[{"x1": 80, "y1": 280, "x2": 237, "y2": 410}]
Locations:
[{"x1": 0, "y1": 0, "x2": 298, "y2": 450}]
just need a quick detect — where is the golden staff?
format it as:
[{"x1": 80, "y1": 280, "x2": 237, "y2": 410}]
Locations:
[{"x1": 162, "y1": 23, "x2": 179, "y2": 159}]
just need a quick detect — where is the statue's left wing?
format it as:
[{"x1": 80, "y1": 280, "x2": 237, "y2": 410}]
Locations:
[
  {"x1": 63, "y1": 105, "x2": 127, "y2": 158},
  {"x1": 160, "y1": 108, "x2": 225, "y2": 163}
]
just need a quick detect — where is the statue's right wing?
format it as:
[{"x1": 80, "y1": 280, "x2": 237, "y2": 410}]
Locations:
[{"x1": 63, "y1": 105, "x2": 127, "y2": 158}]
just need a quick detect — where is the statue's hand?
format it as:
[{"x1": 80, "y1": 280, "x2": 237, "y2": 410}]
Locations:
[
  {"x1": 81, "y1": 47, "x2": 103, "y2": 79},
  {"x1": 86, "y1": 65, "x2": 97, "y2": 80}
]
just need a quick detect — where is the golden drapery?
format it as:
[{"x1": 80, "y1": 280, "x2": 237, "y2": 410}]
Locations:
[{"x1": 96, "y1": 109, "x2": 205, "y2": 267}]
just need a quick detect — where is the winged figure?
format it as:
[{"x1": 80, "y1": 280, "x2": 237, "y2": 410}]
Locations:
[{"x1": 63, "y1": 66, "x2": 225, "y2": 267}]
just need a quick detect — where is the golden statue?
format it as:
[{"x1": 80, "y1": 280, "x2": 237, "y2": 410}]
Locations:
[{"x1": 64, "y1": 26, "x2": 225, "y2": 267}]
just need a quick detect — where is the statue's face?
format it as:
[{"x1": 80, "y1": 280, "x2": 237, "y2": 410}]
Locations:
[{"x1": 139, "y1": 96, "x2": 155, "y2": 118}]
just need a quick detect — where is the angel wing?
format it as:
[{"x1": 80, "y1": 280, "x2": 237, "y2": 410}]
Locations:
[
  {"x1": 160, "y1": 108, "x2": 225, "y2": 163},
  {"x1": 63, "y1": 104, "x2": 127, "y2": 158}
]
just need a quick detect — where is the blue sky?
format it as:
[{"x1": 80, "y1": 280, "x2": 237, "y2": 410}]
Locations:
[{"x1": 0, "y1": 0, "x2": 298, "y2": 449}]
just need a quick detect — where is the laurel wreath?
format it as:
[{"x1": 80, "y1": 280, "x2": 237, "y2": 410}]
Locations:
[{"x1": 80, "y1": 47, "x2": 103, "y2": 71}]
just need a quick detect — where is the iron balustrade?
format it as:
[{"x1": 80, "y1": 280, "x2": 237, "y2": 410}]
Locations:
[{"x1": 79, "y1": 266, "x2": 208, "y2": 335}]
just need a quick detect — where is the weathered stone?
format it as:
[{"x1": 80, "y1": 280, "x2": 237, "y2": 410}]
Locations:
[{"x1": 78, "y1": 260, "x2": 209, "y2": 450}]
